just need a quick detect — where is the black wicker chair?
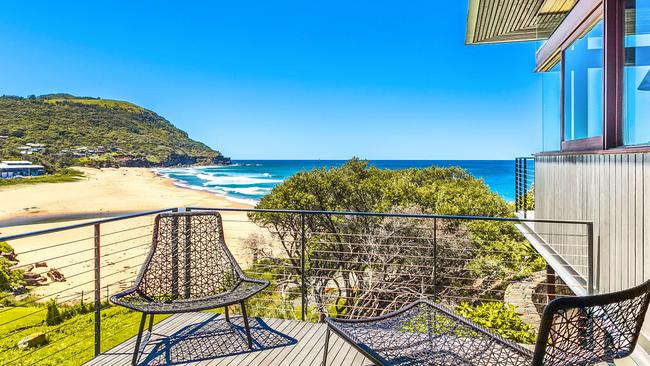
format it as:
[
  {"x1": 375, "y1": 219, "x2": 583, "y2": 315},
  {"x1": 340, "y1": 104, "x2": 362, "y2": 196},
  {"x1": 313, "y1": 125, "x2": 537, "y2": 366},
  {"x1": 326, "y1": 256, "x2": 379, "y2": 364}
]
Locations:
[
  {"x1": 111, "y1": 211, "x2": 269, "y2": 365},
  {"x1": 323, "y1": 279, "x2": 650, "y2": 366}
]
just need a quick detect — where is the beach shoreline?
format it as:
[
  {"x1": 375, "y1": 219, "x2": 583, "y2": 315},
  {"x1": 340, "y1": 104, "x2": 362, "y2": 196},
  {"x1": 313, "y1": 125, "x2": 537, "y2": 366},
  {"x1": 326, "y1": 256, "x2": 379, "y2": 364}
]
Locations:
[
  {"x1": 0, "y1": 167, "x2": 253, "y2": 227},
  {"x1": 0, "y1": 167, "x2": 260, "y2": 302},
  {"x1": 152, "y1": 167, "x2": 261, "y2": 207}
]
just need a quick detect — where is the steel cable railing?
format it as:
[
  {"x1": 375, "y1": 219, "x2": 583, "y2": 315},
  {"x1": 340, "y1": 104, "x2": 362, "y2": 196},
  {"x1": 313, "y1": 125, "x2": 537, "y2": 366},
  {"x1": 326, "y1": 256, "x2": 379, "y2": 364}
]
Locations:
[
  {"x1": 515, "y1": 156, "x2": 535, "y2": 218},
  {"x1": 0, "y1": 207, "x2": 594, "y2": 365},
  {"x1": 0, "y1": 208, "x2": 175, "y2": 365}
]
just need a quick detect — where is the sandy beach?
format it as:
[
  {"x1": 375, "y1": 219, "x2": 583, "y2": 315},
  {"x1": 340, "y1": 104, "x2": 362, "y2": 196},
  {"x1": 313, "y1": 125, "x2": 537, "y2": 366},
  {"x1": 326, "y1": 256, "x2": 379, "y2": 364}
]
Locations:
[{"x1": 0, "y1": 167, "x2": 263, "y2": 302}]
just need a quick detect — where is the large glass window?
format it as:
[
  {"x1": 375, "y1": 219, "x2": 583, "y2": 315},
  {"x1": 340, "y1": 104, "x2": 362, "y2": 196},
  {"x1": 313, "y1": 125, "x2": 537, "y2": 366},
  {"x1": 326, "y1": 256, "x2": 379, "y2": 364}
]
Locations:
[
  {"x1": 624, "y1": 0, "x2": 650, "y2": 146},
  {"x1": 542, "y1": 63, "x2": 561, "y2": 151},
  {"x1": 563, "y1": 21, "x2": 604, "y2": 141}
]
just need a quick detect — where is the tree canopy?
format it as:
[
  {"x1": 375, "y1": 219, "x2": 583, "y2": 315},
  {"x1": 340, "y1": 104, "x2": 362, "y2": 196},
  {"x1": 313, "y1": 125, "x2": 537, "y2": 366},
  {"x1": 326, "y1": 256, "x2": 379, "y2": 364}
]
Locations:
[
  {"x1": 255, "y1": 158, "x2": 512, "y2": 217},
  {"x1": 247, "y1": 159, "x2": 544, "y2": 335}
]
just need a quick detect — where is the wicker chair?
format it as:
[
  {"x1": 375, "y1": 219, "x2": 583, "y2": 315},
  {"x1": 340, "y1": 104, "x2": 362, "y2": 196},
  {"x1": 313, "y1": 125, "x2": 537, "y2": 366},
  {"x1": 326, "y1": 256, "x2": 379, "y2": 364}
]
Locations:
[
  {"x1": 322, "y1": 279, "x2": 650, "y2": 366},
  {"x1": 111, "y1": 211, "x2": 269, "y2": 365}
]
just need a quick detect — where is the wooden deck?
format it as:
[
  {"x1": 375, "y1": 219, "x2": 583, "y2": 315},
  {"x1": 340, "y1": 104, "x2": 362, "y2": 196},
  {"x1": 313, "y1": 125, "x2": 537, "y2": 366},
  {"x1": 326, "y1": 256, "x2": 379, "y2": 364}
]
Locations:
[{"x1": 84, "y1": 312, "x2": 370, "y2": 366}]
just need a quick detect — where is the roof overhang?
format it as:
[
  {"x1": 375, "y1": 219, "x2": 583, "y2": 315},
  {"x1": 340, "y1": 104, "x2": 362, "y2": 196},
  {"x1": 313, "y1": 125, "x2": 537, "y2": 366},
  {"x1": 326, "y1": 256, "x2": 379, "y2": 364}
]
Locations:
[{"x1": 466, "y1": 0, "x2": 578, "y2": 45}]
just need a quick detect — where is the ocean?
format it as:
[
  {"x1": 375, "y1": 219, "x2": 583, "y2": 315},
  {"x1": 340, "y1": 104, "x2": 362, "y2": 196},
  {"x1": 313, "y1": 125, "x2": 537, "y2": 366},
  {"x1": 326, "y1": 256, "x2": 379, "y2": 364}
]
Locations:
[{"x1": 155, "y1": 160, "x2": 518, "y2": 206}]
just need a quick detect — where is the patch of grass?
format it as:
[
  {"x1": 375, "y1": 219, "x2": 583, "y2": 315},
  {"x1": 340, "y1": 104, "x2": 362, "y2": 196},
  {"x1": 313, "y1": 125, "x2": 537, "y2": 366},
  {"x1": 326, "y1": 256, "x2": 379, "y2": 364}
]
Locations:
[
  {"x1": 0, "y1": 306, "x2": 46, "y2": 334},
  {"x1": 44, "y1": 98, "x2": 145, "y2": 113},
  {"x1": 0, "y1": 168, "x2": 83, "y2": 187},
  {"x1": 0, "y1": 305, "x2": 169, "y2": 366}
]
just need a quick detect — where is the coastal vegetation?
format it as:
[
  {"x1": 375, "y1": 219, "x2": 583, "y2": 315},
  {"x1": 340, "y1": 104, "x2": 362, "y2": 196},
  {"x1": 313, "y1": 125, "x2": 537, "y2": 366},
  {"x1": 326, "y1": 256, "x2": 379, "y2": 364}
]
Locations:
[
  {"x1": 0, "y1": 159, "x2": 539, "y2": 364},
  {"x1": 0, "y1": 94, "x2": 229, "y2": 169},
  {"x1": 0, "y1": 241, "x2": 25, "y2": 295},
  {"x1": 0, "y1": 239, "x2": 167, "y2": 365},
  {"x1": 0, "y1": 303, "x2": 168, "y2": 366},
  {"x1": 247, "y1": 159, "x2": 544, "y2": 342},
  {"x1": 0, "y1": 168, "x2": 83, "y2": 187},
  {"x1": 455, "y1": 301, "x2": 536, "y2": 343}
]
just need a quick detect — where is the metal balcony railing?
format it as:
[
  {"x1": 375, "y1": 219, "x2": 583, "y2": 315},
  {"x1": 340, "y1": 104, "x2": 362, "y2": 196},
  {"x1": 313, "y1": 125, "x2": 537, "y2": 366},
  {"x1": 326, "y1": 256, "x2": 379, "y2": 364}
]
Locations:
[
  {"x1": 515, "y1": 157, "x2": 535, "y2": 218},
  {"x1": 0, "y1": 207, "x2": 594, "y2": 365}
]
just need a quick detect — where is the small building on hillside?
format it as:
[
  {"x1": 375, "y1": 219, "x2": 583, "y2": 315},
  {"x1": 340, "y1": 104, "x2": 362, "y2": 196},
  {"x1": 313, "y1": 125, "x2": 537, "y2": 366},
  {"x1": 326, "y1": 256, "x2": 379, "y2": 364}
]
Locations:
[
  {"x1": 0, "y1": 160, "x2": 45, "y2": 178},
  {"x1": 17, "y1": 143, "x2": 47, "y2": 155}
]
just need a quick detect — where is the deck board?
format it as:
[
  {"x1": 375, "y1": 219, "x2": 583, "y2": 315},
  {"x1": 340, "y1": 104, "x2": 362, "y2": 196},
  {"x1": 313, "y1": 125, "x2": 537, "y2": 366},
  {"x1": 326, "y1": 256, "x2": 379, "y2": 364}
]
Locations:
[{"x1": 84, "y1": 312, "x2": 369, "y2": 366}]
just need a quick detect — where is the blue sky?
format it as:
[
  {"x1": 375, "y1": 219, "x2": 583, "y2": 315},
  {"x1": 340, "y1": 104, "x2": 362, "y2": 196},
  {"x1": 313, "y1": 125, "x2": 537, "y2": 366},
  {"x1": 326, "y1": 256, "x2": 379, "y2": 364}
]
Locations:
[{"x1": 0, "y1": 1, "x2": 541, "y2": 160}]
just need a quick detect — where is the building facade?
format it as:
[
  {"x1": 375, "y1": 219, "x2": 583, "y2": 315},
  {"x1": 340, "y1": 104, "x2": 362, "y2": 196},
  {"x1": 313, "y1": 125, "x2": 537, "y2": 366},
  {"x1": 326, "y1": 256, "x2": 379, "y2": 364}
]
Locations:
[
  {"x1": 0, "y1": 160, "x2": 45, "y2": 178},
  {"x1": 467, "y1": 0, "x2": 650, "y2": 357}
]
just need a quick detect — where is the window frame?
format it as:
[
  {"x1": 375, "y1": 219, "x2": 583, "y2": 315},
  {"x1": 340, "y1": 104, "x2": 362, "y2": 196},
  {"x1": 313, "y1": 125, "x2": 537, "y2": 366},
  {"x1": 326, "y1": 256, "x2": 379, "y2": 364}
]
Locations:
[
  {"x1": 620, "y1": 0, "x2": 650, "y2": 148},
  {"x1": 535, "y1": 0, "x2": 648, "y2": 154},
  {"x1": 559, "y1": 20, "x2": 606, "y2": 151}
]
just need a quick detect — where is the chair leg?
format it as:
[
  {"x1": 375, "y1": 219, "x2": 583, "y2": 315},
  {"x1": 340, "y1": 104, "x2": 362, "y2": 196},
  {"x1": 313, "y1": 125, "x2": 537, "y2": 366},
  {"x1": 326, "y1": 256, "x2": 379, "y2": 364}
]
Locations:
[
  {"x1": 147, "y1": 314, "x2": 155, "y2": 333},
  {"x1": 132, "y1": 313, "x2": 147, "y2": 366},
  {"x1": 240, "y1": 301, "x2": 253, "y2": 349},
  {"x1": 322, "y1": 327, "x2": 331, "y2": 366},
  {"x1": 224, "y1": 305, "x2": 230, "y2": 322}
]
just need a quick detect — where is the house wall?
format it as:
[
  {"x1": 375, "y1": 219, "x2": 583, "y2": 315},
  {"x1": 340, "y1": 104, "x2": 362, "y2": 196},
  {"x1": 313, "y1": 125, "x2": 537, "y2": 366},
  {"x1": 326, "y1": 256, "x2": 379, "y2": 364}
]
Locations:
[
  {"x1": 0, "y1": 167, "x2": 45, "y2": 178},
  {"x1": 535, "y1": 153, "x2": 650, "y2": 295}
]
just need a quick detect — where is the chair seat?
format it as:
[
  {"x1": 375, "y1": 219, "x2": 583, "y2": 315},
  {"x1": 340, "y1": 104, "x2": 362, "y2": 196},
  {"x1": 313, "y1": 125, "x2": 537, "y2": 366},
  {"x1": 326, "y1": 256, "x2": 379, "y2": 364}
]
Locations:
[
  {"x1": 111, "y1": 279, "x2": 269, "y2": 314},
  {"x1": 325, "y1": 300, "x2": 534, "y2": 366}
]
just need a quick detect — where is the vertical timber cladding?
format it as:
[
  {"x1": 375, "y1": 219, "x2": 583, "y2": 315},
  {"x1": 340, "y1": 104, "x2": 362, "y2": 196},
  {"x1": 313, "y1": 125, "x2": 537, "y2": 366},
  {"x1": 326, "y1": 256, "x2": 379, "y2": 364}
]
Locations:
[{"x1": 534, "y1": 153, "x2": 650, "y2": 295}]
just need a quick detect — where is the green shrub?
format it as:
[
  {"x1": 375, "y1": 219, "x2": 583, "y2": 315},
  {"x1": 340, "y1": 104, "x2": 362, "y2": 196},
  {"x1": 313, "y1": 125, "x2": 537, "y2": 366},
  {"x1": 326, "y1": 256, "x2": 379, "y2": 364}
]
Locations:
[
  {"x1": 0, "y1": 241, "x2": 12, "y2": 253},
  {"x1": 455, "y1": 301, "x2": 536, "y2": 344},
  {"x1": 45, "y1": 299, "x2": 63, "y2": 326},
  {"x1": 0, "y1": 242, "x2": 26, "y2": 293},
  {"x1": 45, "y1": 299, "x2": 98, "y2": 327},
  {"x1": 524, "y1": 185, "x2": 535, "y2": 210},
  {"x1": 0, "y1": 291, "x2": 18, "y2": 307}
]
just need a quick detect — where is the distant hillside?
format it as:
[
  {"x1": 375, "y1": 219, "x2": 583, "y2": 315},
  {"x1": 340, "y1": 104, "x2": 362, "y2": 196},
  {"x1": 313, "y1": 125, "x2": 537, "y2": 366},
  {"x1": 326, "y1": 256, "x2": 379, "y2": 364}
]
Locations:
[{"x1": 0, "y1": 94, "x2": 229, "y2": 168}]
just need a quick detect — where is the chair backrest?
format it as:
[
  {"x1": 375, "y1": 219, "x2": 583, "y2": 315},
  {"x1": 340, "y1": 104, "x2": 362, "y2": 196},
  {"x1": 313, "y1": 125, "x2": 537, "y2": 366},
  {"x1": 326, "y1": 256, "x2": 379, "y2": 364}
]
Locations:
[
  {"x1": 532, "y1": 279, "x2": 650, "y2": 366},
  {"x1": 134, "y1": 211, "x2": 244, "y2": 301}
]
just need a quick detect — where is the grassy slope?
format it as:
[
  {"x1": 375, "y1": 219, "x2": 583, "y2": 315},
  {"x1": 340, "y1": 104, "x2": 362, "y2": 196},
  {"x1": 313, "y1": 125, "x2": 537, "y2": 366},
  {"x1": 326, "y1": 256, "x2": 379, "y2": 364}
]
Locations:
[
  {"x1": 0, "y1": 95, "x2": 224, "y2": 166},
  {"x1": 0, "y1": 169, "x2": 84, "y2": 188},
  {"x1": 0, "y1": 306, "x2": 169, "y2": 366},
  {"x1": 43, "y1": 98, "x2": 145, "y2": 113}
]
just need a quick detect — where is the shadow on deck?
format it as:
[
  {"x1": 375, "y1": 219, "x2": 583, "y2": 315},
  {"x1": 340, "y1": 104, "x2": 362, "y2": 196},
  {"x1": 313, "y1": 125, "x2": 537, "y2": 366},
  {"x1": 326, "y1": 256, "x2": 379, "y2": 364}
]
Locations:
[{"x1": 85, "y1": 312, "x2": 370, "y2": 366}]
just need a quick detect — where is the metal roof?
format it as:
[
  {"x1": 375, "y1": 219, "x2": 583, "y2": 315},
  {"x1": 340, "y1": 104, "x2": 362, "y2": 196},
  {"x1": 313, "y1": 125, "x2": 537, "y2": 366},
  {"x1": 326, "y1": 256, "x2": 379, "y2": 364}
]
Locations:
[
  {"x1": 466, "y1": 0, "x2": 578, "y2": 45},
  {"x1": 0, "y1": 161, "x2": 44, "y2": 169}
]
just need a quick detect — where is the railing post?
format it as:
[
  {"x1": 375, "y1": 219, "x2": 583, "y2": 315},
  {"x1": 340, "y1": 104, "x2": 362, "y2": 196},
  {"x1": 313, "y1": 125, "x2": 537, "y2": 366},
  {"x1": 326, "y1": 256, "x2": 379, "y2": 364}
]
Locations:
[
  {"x1": 93, "y1": 223, "x2": 101, "y2": 357},
  {"x1": 433, "y1": 217, "x2": 438, "y2": 302},
  {"x1": 300, "y1": 213, "x2": 307, "y2": 321},
  {"x1": 587, "y1": 222, "x2": 594, "y2": 295}
]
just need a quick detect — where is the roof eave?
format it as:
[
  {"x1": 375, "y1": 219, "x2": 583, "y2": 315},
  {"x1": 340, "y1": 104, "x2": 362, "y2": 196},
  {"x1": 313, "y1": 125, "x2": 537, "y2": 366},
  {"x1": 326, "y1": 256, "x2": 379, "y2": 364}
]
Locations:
[{"x1": 465, "y1": 0, "x2": 480, "y2": 45}]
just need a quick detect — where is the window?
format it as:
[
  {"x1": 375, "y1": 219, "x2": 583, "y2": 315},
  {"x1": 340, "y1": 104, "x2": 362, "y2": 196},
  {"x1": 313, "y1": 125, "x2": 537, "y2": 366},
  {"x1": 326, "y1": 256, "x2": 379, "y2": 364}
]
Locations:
[
  {"x1": 623, "y1": 0, "x2": 650, "y2": 146},
  {"x1": 563, "y1": 21, "x2": 604, "y2": 141},
  {"x1": 542, "y1": 63, "x2": 561, "y2": 151}
]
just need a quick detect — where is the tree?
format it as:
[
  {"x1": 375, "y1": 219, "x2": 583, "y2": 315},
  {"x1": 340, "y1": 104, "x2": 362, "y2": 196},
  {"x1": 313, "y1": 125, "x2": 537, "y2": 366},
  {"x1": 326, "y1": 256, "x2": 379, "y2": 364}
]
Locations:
[
  {"x1": 0, "y1": 242, "x2": 25, "y2": 293},
  {"x1": 249, "y1": 159, "x2": 544, "y2": 320}
]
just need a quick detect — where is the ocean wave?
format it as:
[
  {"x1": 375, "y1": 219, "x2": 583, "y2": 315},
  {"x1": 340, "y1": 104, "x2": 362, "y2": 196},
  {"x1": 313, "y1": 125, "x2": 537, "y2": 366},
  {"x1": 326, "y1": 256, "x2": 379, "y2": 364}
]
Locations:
[
  {"x1": 221, "y1": 186, "x2": 272, "y2": 195},
  {"x1": 168, "y1": 173, "x2": 199, "y2": 177},
  {"x1": 155, "y1": 167, "x2": 201, "y2": 175},
  {"x1": 196, "y1": 173, "x2": 282, "y2": 186},
  {"x1": 171, "y1": 181, "x2": 260, "y2": 205},
  {"x1": 171, "y1": 181, "x2": 210, "y2": 192}
]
